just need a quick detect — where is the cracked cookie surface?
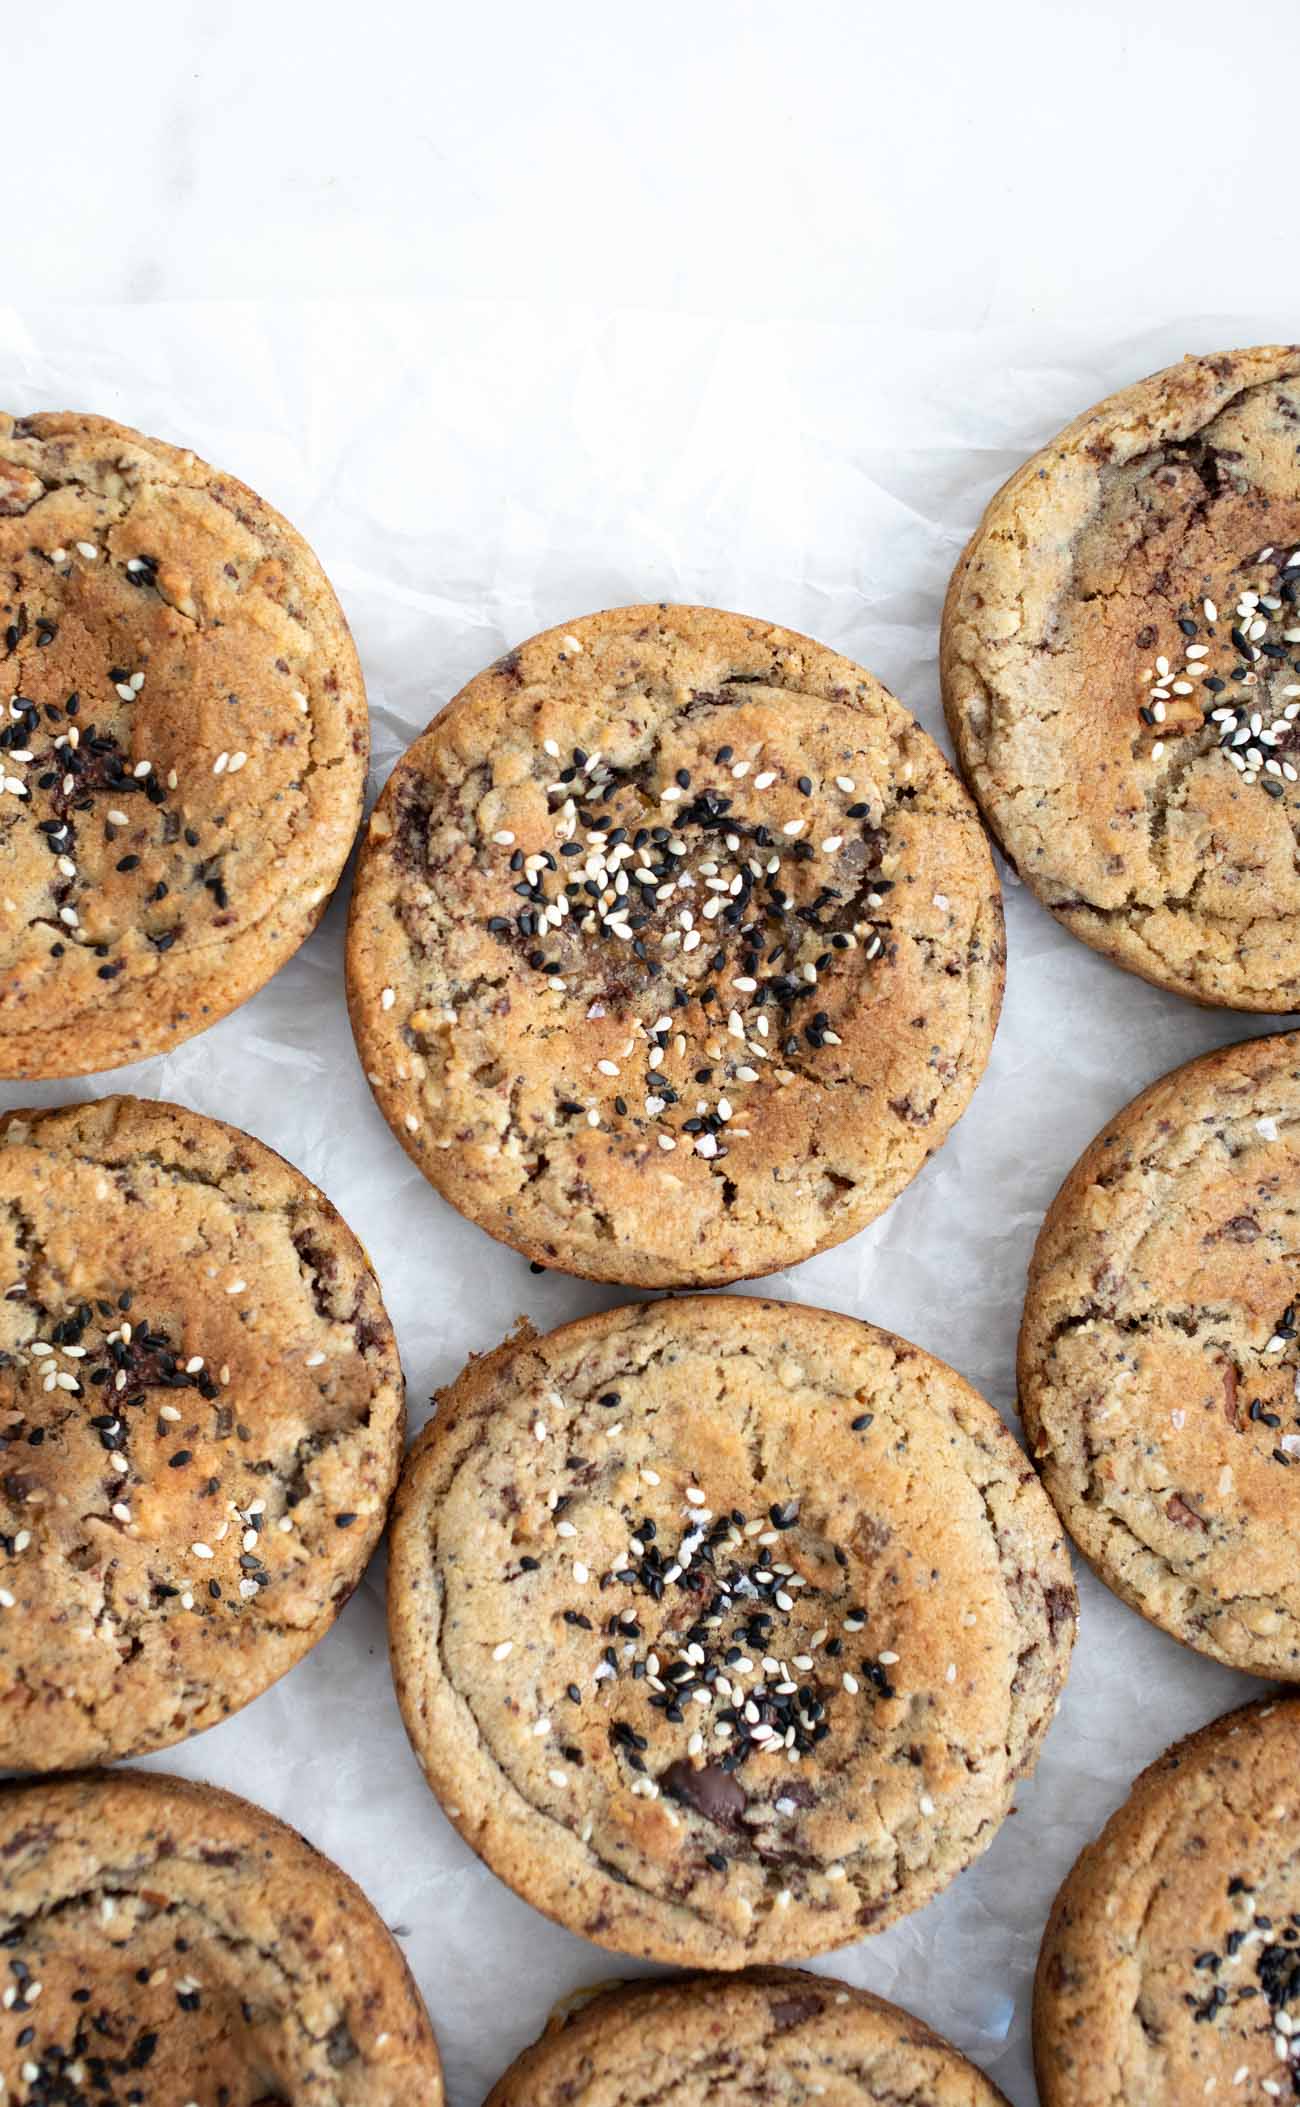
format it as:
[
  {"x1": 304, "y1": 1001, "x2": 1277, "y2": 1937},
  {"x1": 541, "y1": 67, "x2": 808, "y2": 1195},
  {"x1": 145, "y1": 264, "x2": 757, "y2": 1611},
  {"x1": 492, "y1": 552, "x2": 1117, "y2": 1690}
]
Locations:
[
  {"x1": 1035, "y1": 1698, "x2": 1300, "y2": 2106},
  {"x1": 941, "y1": 346, "x2": 1300, "y2": 1009},
  {"x1": 0, "y1": 1768, "x2": 442, "y2": 2104},
  {"x1": 1019, "y1": 1031, "x2": 1300, "y2": 1677},
  {"x1": 388, "y1": 1296, "x2": 1075, "y2": 1967},
  {"x1": 347, "y1": 604, "x2": 1003, "y2": 1286},
  {"x1": 485, "y1": 1967, "x2": 1009, "y2": 2104},
  {"x1": 0, "y1": 1094, "x2": 404, "y2": 1768},
  {"x1": 0, "y1": 411, "x2": 368, "y2": 1077}
]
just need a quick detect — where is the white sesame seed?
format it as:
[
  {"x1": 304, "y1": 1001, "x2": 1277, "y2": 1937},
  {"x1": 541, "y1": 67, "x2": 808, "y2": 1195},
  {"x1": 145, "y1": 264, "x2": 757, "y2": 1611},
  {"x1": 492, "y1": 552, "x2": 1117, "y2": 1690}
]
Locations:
[
  {"x1": 191, "y1": 1542, "x2": 214, "y2": 1559},
  {"x1": 76, "y1": 541, "x2": 97, "y2": 560},
  {"x1": 492, "y1": 829, "x2": 515, "y2": 846},
  {"x1": 226, "y1": 750, "x2": 248, "y2": 773},
  {"x1": 492, "y1": 1640, "x2": 513, "y2": 1660}
]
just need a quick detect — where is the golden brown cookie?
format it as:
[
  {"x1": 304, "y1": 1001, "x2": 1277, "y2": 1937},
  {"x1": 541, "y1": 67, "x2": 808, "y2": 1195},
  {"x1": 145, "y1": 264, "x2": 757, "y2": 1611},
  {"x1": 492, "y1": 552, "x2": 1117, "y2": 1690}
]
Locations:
[
  {"x1": 0, "y1": 1768, "x2": 442, "y2": 2103},
  {"x1": 0, "y1": 1094, "x2": 404, "y2": 1768},
  {"x1": 0, "y1": 411, "x2": 368, "y2": 1077},
  {"x1": 1019, "y1": 1031, "x2": 1300, "y2": 1677},
  {"x1": 347, "y1": 604, "x2": 1003, "y2": 1286},
  {"x1": 485, "y1": 1968, "x2": 1009, "y2": 2104},
  {"x1": 942, "y1": 346, "x2": 1300, "y2": 1009},
  {"x1": 1035, "y1": 1697, "x2": 1300, "y2": 2106},
  {"x1": 388, "y1": 1295, "x2": 1075, "y2": 1967}
]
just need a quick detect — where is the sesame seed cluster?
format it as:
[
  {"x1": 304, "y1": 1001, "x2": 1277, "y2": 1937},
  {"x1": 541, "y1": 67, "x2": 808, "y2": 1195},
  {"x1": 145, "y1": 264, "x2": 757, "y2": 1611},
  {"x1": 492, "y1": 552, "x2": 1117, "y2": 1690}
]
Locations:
[
  {"x1": 348, "y1": 603, "x2": 1004, "y2": 1286},
  {"x1": 0, "y1": 1095, "x2": 404, "y2": 1770},
  {"x1": 1035, "y1": 1700, "x2": 1300, "y2": 2107},
  {"x1": 942, "y1": 344, "x2": 1300, "y2": 1010},
  {"x1": 0, "y1": 1772, "x2": 443, "y2": 2105},
  {"x1": 0, "y1": 411, "x2": 368, "y2": 1078},
  {"x1": 1136, "y1": 547, "x2": 1300, "y2": 793},
  {"x1": 1020, "y1": 1032, "x2": 1300, "y2": 1680},
  {"x1": 388, "y1": 1296, "x2": 1076, "y2": 1968}
]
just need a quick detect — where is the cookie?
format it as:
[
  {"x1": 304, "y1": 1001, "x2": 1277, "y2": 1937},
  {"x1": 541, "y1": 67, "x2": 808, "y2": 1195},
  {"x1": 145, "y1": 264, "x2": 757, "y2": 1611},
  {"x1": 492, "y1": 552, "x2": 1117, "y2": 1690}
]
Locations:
[
  {"x1": 485, "y1": 1968, "x2": 1009, "y2": 2105},
  {"x1": 388, "y1": 1294, "x2": 1075, "y2": 1967},
  {"x1": 0, "y1": 411, "x2": 368, "y2": 1077},
  {"x1": 941, "y1": 346, "x2": 1300, "y2": 1009},
  {"x1": 0, "y1": 1093, "x2": 404, "y2": 1768},
  {"x1": 1034, "y1": 1697, "x2": 1300, "y2": 2105},
  {"x1": 1019, "y1": 1030, "x2": 1300, "y2": 1677},
  {"x1": 347, "y1": 604, "x2": 1003, "y2": 1286},
  {"x1": 0, "y1": 1767, "x2": 442, "y2": 2103}
]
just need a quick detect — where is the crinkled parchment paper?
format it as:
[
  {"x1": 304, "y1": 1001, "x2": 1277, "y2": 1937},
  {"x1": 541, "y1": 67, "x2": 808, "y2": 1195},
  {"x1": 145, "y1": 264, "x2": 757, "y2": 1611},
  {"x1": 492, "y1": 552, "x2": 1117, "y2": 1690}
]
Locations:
[{"x1": 0, "y1": 303, "x2": 1292, "y2": 2104}]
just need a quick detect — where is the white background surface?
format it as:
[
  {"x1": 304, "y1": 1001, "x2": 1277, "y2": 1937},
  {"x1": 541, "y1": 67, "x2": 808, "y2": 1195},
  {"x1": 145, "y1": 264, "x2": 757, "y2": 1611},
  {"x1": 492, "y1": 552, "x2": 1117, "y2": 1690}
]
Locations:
[{"x1": 4, "y1": 5, "x2": 1298, "y2": 2102}]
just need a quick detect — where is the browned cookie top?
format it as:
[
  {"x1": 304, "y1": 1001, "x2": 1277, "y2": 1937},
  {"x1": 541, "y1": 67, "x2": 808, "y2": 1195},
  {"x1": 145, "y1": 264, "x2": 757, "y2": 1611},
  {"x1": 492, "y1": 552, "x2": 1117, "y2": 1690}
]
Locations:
[
  {"x1": 1019, "y1": 1031, "x2": 1300, "y2": 1677},
  {"x1": 0, "y1": 1769, "x2": 442, "y2": 2104},
  {"x1": 942, "y1": 346, "x2": 1300, "y2": 1009},
  {"x1": 0, "y1": 1095, "x2": 403, "y2": 1768},
  {"x1": 388, "y1": 1296, "x2": 1075, "y2": 1967},
  {"x1": 1035, "y1": 1698, "x2": 1300, "y2": 2106},
  {"x1": 0, "y1": 412, "x2": 367, "y2": 1077},
  {"x1": 347, "y1": 604, "x2": 1003, "y2": 1286},
  {"x1": 485, "y1": 1969, "x2": 1009, "y2": 2105}
]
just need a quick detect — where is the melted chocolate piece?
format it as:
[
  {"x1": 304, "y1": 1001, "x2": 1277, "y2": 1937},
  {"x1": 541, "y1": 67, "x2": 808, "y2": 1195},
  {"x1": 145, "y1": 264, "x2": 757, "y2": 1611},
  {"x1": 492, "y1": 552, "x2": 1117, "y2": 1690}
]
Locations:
[{"x1": 660, "y1": 1758, "x2": 747, "y2": 1831}]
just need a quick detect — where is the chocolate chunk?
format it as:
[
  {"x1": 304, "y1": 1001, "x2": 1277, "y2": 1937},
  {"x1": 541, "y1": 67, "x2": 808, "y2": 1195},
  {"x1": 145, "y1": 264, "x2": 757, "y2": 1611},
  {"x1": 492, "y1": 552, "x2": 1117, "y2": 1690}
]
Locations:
[
  {"x1": 769, "y1": 1991, "x2": 824, "y2": 2029},
  {"x1": 660, "y1": 1758, "x2": 747, "y2": 1831},
  {"x1": 1166, "y1": 1492, "x2": 1207, "y2": 1530}
]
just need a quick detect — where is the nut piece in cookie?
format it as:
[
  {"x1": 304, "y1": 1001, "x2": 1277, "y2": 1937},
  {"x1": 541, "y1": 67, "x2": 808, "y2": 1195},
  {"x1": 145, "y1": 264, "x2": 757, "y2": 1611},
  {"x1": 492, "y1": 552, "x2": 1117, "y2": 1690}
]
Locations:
[
  {"x1": 486, "y1": 1967, "x2": 1010, "y2": 2104},
  {"x1": 942, "y1": 346, "x2": 1300, "y2": 1009},
  {"x1": 0, "y1": 1094, "x2": 404, "y2": 1767},
  {"x1": 0, "y1": 411, "x2": 368, "y2": 1077},
  {"x1": 1019, "y1": 1030, "x2": 1300, "y2": 1677},
  {"x1": 347, "y1": 603, "x2": 1004, "y2": 1286},
  {"x1": 1035, "y1": 1698, "x2": 1300, "y2": 2106},
  {"x1": 388, "y1": 1294, "x2": 1075, "y2": 1967},
  {"x1": 0, "y1": 1769, "x2": 443, "y2": 2103}
]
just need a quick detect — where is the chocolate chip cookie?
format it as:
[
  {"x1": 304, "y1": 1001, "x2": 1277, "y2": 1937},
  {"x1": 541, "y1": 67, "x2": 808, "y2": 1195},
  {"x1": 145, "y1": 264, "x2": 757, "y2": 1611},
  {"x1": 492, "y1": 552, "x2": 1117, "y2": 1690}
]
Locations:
[
  {"x1": 0, "y1": 1093, "x2": 404, "y2": 1768},
  {"x1": 486, "y1": 1968, "x2": 1009, "y2": 2104},
  {"x1": 1019, "y1": 1030, "x2": 1300, "y2": 1676},
  {"x1": 0, "y1": 1768, "x2": 442, "y2": 2102},
  {"x1": 942, "y1": 346, "x2": 1300, "y2": 1009},
  {"x1": 388, "y1": 1295, "x2": 1075, "y2": 1966},
  {"x1": 0, "y1": 411, "x2": 368, "y2": 1076},
  {"x1": 347, "y1": 604, "x2": 1004, "y2": 1286},
  {"x1": 1035, "y1": 1697, "x2": 1300, "y2": 2105}
]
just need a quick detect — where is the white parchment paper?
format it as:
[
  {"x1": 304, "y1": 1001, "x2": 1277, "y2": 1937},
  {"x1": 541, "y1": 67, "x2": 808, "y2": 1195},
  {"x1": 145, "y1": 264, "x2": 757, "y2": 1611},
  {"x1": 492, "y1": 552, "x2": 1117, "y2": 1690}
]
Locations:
[{"x1": 0, "y1": 302, "x2": 1292, "y2": 2105}]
